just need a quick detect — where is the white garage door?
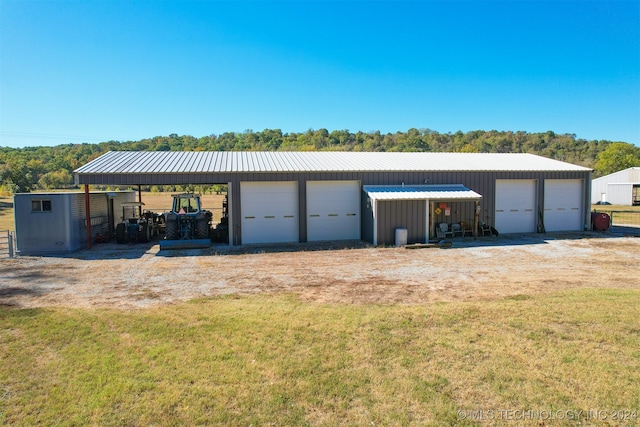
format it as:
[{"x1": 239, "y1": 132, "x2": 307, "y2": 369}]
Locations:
[
  {"x1": 495, "y1": 180, "x2": 536, "y2": 233},
  {"x1": 544, "y1": 179, "x2": 583, "y2": 232},
  {"x1": 307, "y1": 181, "x2": 360, "y2": 241},
  {"x1": 241, "y1": 181, "x2": 298, "y2": 244}
]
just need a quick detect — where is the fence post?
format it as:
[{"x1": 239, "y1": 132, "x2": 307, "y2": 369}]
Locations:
[{"x1": 8, "y1": 231, "x2": 14, "y2": 258}]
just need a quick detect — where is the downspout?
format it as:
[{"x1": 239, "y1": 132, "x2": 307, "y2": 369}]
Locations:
[{"x1": 84, "y1": 184, "x2": 92, "y2": 249}]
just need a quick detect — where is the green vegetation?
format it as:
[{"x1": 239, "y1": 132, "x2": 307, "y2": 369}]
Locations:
[
  {"x1": 595, "y1": 143, "x2": 640, "y2": 176},
  {"x1": 2, "y1": 129, "x2": 639, "y2": 193},
  {"x1": 2, "y1": 290, "x2": 639, "y2": 426},
  {"x1": 0, "y1": 196, "x2": 13, "y2": 231}
]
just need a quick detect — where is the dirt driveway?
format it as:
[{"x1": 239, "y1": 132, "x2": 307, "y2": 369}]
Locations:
[{"x1": 1, "y1": 231, "x2": 639, "y2": 309}]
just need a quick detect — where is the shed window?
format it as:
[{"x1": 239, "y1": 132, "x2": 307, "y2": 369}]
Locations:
[{"x1": 31, "y1": 199, "x2": 52, "y2": 212}]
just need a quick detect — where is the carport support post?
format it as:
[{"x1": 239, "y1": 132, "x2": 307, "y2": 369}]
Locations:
[
  {"x1": 138, "y1": 185, "x2": 142, "y2": 216},
  {"x1": 473, "y1": 200, "x2": 479, "y2": 240},
  {"x1": 84, "y1": 184, "x2": 92, "y2": 249}
]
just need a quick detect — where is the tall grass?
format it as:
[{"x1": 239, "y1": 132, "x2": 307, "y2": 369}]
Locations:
[{"x1": 2, "y1": 290, "x2": 639, "y2": 426}]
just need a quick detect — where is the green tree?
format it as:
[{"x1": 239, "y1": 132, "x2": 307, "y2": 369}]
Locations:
[
  {"x1": 38, "y1": 170, "x2": 73, "y2": 189},
  {"x1": 594, "y1": 142, "x2": 640, "y2": 176},
  {"x1": 0, "y1": 160, "x2": 33, "y2": 192}
]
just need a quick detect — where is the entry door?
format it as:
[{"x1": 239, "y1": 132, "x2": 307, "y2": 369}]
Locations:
[
  {"x1": 307, "y1": 181, "x2": 360, "y2": 241},
  {"x1": 544, "y1": 180, "x2": 583, "y2": 231},
  {"x1": 495, "y1": 180, "x2": 536, "y2": 233},
  {"x1": 241, "y1": 182, "x2": 298, "y2": 244}
]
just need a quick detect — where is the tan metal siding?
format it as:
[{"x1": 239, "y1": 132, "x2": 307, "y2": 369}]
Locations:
[
  {"x1": 376, "y1": 200, "x2": 426, "y2": 245},
  {"x1": 71, "y1": 194, "x2": 109, "y2": 251}
]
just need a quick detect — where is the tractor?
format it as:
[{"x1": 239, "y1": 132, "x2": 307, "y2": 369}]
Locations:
[
  {"x1": 159, "y1": 193, "x2": 213, "y2": 249},
  {"x1": 115, "y1": 202, "x2": 161, "y2": 244}
]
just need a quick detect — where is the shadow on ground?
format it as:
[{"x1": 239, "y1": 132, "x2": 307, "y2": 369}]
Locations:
[
  {"x1": 155, "y1": 240, "x2": 372, "y2": 257},
  {"x1": 13, "y1": 228, "x2": 640, "y2": 261},
  {"x1": 0, "y1": 285, "x2": 57, "y2": 308}
]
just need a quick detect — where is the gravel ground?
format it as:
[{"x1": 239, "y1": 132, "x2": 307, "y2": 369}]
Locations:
[{"x1": 1, "y1": 230, "x2": 639, "y2": 309}]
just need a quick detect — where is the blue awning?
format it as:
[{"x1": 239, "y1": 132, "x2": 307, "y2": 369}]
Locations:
[{"x1": 363, "y1": 184, "x2": 482, "y2": 201}]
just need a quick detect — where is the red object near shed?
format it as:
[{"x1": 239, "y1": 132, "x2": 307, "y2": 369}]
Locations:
[{"x1": 591, "y1": 212, "x2": 611, "y2": 231}]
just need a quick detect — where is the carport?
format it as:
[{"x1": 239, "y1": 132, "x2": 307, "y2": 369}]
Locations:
[{"x1": 363, "y1": 184, "x2": 483, "y2": 245}]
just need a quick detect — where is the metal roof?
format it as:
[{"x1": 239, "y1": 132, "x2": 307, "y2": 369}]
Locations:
[
  {"x1": 363, "y1": 184, "x2": 482, "y2": 201},
  {"x1": 74, "y1": 151, "x2": 592, "y2": 174},
  {"x1": 592, "y1": 167, "x2": 640, "y2": 184}
]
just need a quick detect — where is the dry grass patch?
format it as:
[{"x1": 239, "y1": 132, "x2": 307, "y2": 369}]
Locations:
[
  {"x1": 0, "y1": 196, "x2": 13, "y2": 231},
  {"x1": 1, "y1": 290, "x2": 639, "y2": 426}
]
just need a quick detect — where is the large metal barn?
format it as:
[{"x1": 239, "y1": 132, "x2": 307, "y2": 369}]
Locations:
[{"x1": 71, "y1": 151, "x2": 592, "y2": 248}]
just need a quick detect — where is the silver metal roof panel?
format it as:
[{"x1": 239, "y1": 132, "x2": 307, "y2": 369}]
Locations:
[
  {"x1": 74, "y1": 151, "x2": 592, "y2": 174},
  {"x1": 363, "y1": 184, "x2": 482, "y2": 201}
]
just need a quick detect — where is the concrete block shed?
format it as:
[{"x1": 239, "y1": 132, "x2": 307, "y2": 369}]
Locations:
[
  {"x1": 74, "y1": 151, "x2": 592, "y2": 246},
  {"x1": 14, "y1": 191, "x2": 134, "y2": 255}
]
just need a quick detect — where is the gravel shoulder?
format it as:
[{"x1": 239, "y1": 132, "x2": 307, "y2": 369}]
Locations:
[{"x1": 1, "y1": 231, "x2": 639, "y2": 309}]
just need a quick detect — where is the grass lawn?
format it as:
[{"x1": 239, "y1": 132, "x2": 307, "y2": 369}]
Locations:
[
  {"x1": 0, "y1": 196, "x2": 13, "y2": 231},
  {"x1": 592, "y1": 205, "x2": 640, "y2": 227},
  {"x1": 591, "y1": 205, "x2": 640, "y2": 213},
  {"x1": 2, "y1": 290, "x2": 639, "y2": 426}
]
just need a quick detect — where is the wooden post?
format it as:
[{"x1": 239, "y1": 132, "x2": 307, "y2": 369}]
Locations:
[
  {"x1": 138, "y1": 184, "x2": 142, "y2": 216},
  {"x1": 85, "y1": 184, "x2": 92, "y2": 249}
]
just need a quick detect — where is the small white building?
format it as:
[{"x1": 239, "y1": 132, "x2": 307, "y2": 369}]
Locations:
[
  {"x1": 591, "y1": 167, "x2": 640, "y2": 205},
  {"x1": 14, "y1": 191, "x2": 134, "y2": 255}
]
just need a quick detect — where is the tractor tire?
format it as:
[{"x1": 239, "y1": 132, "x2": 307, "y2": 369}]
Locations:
[
  {"x1": 138, "y1": 223, "x2": 151, "y2": 243},
  {"x1": 196, "y1": 218, "x2": 210, "y2": 239},
  {"x1": 115, "y1": 223, "x2": 126, "y2": 244},
  {"x1": 165, "y1": 220, "x2": 179, "y2": 240}
]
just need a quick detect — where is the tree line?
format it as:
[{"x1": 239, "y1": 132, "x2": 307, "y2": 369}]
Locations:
[{"x1": 1, "y1": 128, "x2": 639, "y2": 193}]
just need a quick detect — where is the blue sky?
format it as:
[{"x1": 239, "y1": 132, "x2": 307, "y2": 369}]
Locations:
[{"x1": 1, "y1": 0, "x2": 639, "y2": 148}]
